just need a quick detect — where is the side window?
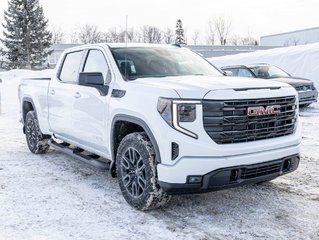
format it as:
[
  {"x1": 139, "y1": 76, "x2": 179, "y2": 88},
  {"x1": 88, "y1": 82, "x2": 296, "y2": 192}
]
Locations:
[
  {"x1": 59, "y1": 51, "x2": 84, "y2": 83},
  {"x1": 83, "y1": 50, "x2": 111, "y2": 83},
  {"x1": 238, "y1": 68, "x2": 254, "y2": 78},
  {"x1": 225, "y1": 68, "x2": 238, "y2": 76}
]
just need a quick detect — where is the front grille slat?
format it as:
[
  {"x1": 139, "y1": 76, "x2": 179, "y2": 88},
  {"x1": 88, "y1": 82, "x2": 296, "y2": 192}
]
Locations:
[
  {"x1": 203, "y1": 96, "x2": 297, "y2": 144},
  {"x1": 241, "y1": 163, "x2": 282, "y2": 179}
]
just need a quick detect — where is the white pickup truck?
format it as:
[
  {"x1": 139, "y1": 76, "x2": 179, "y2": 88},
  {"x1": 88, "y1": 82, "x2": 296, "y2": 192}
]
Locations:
[{"x1": 19, "y1": 43, "x2": 301, "y2": 210}]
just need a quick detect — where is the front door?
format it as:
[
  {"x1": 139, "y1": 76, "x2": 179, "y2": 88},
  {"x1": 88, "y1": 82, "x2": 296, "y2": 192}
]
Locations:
[{"x1": 72, "y1": 49, "x2": 112, "y2": 155}]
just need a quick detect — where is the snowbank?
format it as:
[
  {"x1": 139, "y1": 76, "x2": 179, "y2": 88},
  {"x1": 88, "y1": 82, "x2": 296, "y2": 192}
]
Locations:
[
  {"x1": 0, "y1": 69, "x2": 53, "y2": 82},
  {"x1": 0, "y1": 69, "x2": 52, "y2": 114},
  {"x1": 209, "y1": 43, "x2": 319, "y2": 88}
]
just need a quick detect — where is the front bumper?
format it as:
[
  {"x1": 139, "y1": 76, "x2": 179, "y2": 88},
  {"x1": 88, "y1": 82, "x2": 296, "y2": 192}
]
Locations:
[
  {"x1": 157, "y1": 141, "x2": 300, "y2": 184},
  {"x1": 298, "y1": 89, "x2": 318, "y2": 105},
  {"x1": 160, "y1": 154, "x2": 300, "y2": 194}
]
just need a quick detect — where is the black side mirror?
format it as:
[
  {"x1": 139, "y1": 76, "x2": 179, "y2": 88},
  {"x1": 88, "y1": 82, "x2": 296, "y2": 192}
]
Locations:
[{"x1": 79, "y1": 72, "x2": 109, "y2": 96}]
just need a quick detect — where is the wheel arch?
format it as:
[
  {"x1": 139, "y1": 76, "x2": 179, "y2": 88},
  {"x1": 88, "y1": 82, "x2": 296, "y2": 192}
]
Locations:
[
  {"x1": 110, "y1": 114, "x2": 161, "y2": 177},
  {"x1": 21, "y1": 97, "x2": 38, "y2": 134}
]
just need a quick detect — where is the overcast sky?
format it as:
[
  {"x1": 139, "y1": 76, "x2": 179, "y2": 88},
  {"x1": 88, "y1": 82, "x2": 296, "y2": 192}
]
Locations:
[{"x1": 0, "y1": 0, "x2": 319, "y2": 44}]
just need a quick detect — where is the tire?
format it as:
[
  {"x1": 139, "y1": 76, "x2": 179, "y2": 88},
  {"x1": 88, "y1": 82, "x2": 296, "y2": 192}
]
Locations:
[
  {"x1": 25, "y1": 111, "x2": 50, "y2": 154},
  {"x1": 116, "y1": 132, "x2": 171, "y2": 210}
]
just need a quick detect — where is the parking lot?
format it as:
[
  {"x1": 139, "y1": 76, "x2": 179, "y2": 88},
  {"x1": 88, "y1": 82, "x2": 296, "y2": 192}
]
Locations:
[{"x1": 0, "y1": 78, "x2": 318, "y2": 240}]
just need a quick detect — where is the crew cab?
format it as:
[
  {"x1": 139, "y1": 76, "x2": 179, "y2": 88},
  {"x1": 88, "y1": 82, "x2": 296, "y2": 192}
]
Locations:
[
  {"x1": 19, "y1": 44, "x2": 301, "y2": 210},
  {"x1": 221, "y1": 63, "x2": 318, "y2": 107}
]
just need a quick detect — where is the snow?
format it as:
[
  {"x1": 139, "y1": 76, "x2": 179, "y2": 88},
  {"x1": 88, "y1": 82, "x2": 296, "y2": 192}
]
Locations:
[
  {"x1": 209, "y1": 43, "x2": 319, "y2": 88},
  {"x1": 1, "y1": 71, "x2": 319, "y2": 239},
  {"x1": 0, "y1": 69, "x2": 53, "y2": 81}
]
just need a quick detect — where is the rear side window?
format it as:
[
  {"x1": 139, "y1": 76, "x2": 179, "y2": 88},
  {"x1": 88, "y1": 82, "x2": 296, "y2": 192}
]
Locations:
[
  {"x1": 83, "y1": 50, "x2": 111, "y2": 83},
  {"x1": 59, "y1": 51, "x2": 84, "y2": 83}
]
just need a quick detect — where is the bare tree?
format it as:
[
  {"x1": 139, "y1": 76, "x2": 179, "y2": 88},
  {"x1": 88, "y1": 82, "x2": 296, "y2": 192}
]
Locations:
[
  {"x1": 191, "y1": 30, "x2": 200, "y2": 45},
  {"x1": 240, "y1": 36, "x2": 259, "y2": 46},
  {"x1": 126, "y1": 28, "x2": 136, "y2": 42},
  {"x1": 51, "y1": 26, "x2": 65, "y2": 44},
  {"x1": 103, "y1": 27, "x2": 137, "y2": 43},
  {"x1": 228, "y1": 34, "x2": 241, "y2": 46},
  {"x1": 70, "y1": 31, "x2": 79, "y2": 44},
  {"x1": 141, "y1": 26, "x2": 163, "y2": 43},
  {"x1": 213, "y1": 16, "x2": 231, "y2": 45},
  {"x1": 164, "y1": 28, "x2": 174, "y2": 44},
  {"x1": 206, "y1": 20, "x2": 215, "y2": 45},
  {"x1": 104, "y1": 27, "x2": 125, "y2": 43},
  {"x1": 78, "y1": 25, "x2": 102, "y2": 44}
]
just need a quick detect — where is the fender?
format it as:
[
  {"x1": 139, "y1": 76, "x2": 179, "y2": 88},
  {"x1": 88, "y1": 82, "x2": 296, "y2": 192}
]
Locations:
[
  {"x1": 21, "y1": 97, "x2": 37, "y2": 122},
  {"x1": 21, "y1": 97, "x2": 38, "y2": 130},
  {"x1": 110, "y1": 114, "x2": 162, "y2": 176}
]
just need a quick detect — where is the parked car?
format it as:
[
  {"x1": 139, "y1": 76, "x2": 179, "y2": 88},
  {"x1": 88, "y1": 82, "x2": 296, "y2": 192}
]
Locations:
[
  {"x1": 19, "y1": 44, "x2": 301, "y2": 210},
  {"x1": 221, "y1": 64, "x2": 318, "y2": 107}
]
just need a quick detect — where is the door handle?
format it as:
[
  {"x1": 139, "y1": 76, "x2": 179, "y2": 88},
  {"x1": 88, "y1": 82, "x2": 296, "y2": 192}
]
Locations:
[
  {"x1": 50, "y1": 89, "x2": 55, "y2": 95},
  {"x1": 74, "y1": 92, "x2": 81, "y2": 99}
]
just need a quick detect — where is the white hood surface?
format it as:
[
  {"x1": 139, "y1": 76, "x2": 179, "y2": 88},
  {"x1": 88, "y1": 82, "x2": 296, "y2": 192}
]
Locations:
[{"x1": 132, "y1": 75, "x2": 290, "y2": 98}]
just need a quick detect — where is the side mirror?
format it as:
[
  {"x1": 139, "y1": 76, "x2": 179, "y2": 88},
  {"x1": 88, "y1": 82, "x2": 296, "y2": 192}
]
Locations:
[
  {"x1": 223, "y1": 70, "x2": 233, "y2": 76},
  {"x1": 79, "y1": 72, "x2": 109, "y2": 96}
]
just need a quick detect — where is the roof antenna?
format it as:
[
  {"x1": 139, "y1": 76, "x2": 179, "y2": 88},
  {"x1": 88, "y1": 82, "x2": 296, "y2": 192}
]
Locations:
[{"x1": 124, "y1": 15, "x2": 128, "y2": 78}]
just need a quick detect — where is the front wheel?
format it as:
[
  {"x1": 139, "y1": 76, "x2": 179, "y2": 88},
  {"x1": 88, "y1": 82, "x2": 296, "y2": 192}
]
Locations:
[
  {"x1": 116, "y1": 132, "x2": 171, "y2": 210},
  {"x1": 25, "y1": 111, "x2": 50, "y2": 154}
]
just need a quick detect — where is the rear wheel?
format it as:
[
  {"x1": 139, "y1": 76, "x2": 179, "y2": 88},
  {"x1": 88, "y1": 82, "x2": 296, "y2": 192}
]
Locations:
[
  {"x1": 25, "y1": 111, "x2": 50, "y2": 154},
  {"x1": 116, "y1": 132, "x2": 171, "y2": 210}
]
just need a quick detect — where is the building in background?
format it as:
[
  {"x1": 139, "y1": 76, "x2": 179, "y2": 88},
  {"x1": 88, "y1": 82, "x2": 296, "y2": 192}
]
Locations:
[
  {"x1": 46, "y1": 44, "x2": 80, "y2": 68},
  {"x1": 261, "y1": 27, "x2": 319, "y2": 46},
  {"x1": 186, "y1": 45, "x2": 278, "y2": 58}
]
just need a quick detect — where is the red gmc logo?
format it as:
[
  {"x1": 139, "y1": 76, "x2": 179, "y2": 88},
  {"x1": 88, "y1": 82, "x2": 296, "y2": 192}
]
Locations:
[{"x1": 247, "y1": 105, "x2": 281, "y2": 116}]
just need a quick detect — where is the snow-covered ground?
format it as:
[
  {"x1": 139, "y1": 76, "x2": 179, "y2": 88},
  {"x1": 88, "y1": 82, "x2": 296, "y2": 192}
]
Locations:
[{"x1": 0, "y1": 72, "x2": 319, "y2": 240}]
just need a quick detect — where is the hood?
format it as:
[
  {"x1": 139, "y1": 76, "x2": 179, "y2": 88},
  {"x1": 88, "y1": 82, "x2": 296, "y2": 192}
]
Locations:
[
  {"x1": 131, "y1": 75, "x2": 290, "y2": 98},
  {"x1": 268, "y1": 77, "x2": 312, "y2": 87}
]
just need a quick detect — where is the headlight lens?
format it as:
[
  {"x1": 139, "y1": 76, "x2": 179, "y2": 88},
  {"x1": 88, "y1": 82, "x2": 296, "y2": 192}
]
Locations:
[
  {"x1": 157, "y1": 98, "x2": 200, "y2": 139},
  {"x1": 178, "y1": 104, "x2": 196, "y2": 122},
  {"x1": 157, "y1": 98, "x2": 173, "y2": 126}
]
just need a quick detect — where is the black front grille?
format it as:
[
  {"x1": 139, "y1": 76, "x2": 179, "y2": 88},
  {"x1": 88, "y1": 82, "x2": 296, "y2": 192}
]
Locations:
[
  {"x1": 203, "y1": 96, "x2": 297, "y2": 144},
  {"x1": 295, "y1": 85, "x2": 313, "y2": 91}
]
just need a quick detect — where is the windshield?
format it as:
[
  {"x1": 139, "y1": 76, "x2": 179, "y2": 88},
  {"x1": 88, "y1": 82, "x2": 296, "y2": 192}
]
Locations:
[
  {"x1": 111, "y1": 47, "x2": 222, "y2": 80},
  {"x1": 249, "y1": 65, "x2": 290, "y2": 79}
]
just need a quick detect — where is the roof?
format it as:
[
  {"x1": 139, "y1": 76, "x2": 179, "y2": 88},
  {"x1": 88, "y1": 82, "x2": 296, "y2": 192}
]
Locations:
[
  {"x1": 222, "y1": 63, "x2": 270, "y2": 69},
  {"x1": 261, "y1": 26, "x2": 319, "y2": 39},
  {"x1": 62, "y1": 43, "x2": 183, "y2": 54},
  {"x1": 109, "y1": 43, "x2": 180, "y2": 48}
]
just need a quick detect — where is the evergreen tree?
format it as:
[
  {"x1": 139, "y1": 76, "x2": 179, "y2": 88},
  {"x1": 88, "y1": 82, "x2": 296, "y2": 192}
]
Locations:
[
  {"x1": 175, "y1": 19, "x2": 186, "y2": 45},
  {"x1": 1, "y1": 0, "x2": 52, "y2": 69}
]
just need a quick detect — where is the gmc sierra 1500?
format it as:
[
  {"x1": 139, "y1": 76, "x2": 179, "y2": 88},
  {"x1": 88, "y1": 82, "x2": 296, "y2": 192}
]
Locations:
[{"x1": 19, "y1": 43, "x2": 301, "y2": 210}]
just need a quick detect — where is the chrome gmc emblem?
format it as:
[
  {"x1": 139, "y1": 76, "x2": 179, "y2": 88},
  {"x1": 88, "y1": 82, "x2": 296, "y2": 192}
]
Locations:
[{"x1": 247, "y1": 105, "x2": 281, "y2": 116}]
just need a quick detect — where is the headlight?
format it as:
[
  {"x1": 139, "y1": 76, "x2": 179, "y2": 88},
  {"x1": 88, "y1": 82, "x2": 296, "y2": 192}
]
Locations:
[
  {"x1": 178, "y1": 104, "x2": 196, "y2": 122},
  {"x1": 157, "y1": 98, "x2": 201, "y2": 139}
]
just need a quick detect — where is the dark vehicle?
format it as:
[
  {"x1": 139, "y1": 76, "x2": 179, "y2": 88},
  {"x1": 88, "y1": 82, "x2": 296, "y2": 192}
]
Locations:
[{"x1": 221, "y1": 63, "x2": 318, "y2": 107}]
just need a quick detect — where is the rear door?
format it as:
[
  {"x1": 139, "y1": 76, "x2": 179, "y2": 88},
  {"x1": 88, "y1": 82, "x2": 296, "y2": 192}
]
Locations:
[{"x1": 48, "y1": 50, "x2": 84, "y2": 140}]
